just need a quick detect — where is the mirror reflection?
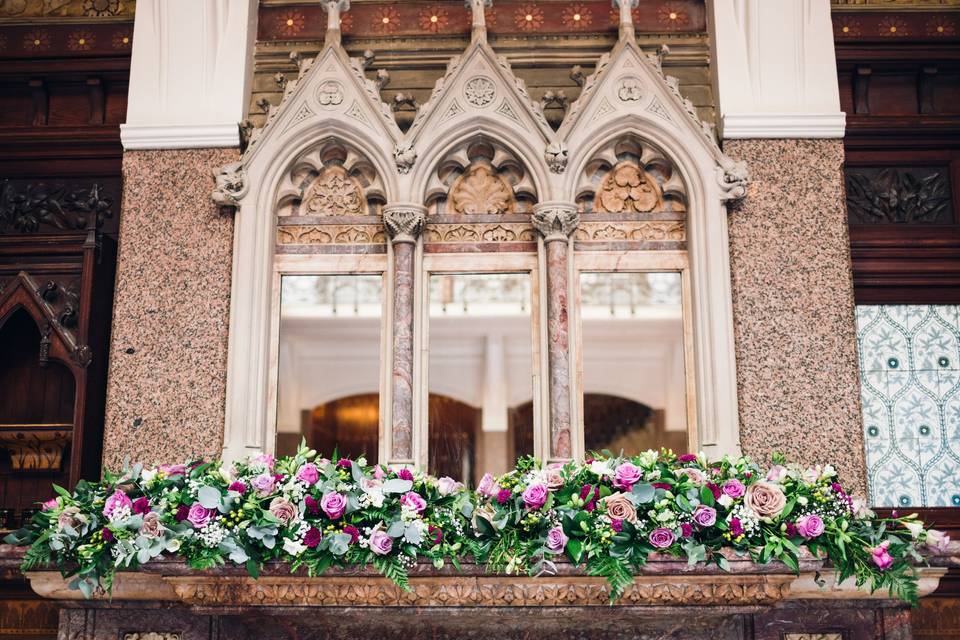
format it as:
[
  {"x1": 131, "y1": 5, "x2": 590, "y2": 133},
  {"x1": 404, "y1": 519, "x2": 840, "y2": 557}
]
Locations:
[
  {"x1": 579, "y1": 272, "x2": 687, "y2": 455},
  {"x1": 276, "y1": 274, "x2": 382, "y2": 461},
  {"x1": 428, "y1": 273, "x2": 534, "y2": 484}
]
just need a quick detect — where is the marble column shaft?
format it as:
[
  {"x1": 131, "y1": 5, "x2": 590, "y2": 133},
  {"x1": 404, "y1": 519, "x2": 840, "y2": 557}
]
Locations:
[
  {"x1": 383, "y1": 205, "x2": 426, "y2": 463},
  {"x1": 533, "y1": 203, "x2": 580, "y2": 461}
]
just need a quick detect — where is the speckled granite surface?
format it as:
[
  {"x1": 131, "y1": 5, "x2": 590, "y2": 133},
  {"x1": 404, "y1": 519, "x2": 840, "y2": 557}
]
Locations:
[
  {"x1": 725, "y1": 139, "x2": 867, "y2": 496},
  {"x1": 102, "y1": 149, "x2": 237, "y2": 469}
]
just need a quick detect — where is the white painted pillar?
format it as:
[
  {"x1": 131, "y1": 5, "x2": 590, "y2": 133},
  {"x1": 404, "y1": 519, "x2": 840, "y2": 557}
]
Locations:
[
  {"x1": 481, "y1": 334, "x2": 508, "y2": 433},
  {"x1": 120, "y1": 0, "x2": 258, "y2": 149},
  {"x1": 707, "y1": 0, "x2": 846, "y2": 138}
]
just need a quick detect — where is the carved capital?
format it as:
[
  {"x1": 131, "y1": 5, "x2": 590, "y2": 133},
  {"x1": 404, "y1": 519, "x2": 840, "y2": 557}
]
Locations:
[
  {"x1": 211, "y1": 162, "x2": 245, "y2": 212},
  {"x1": 383, "y1": 204, "x2": 427, "y2": 244},
  {"x1": 717, "y1": 157, "x2": 750, "y2": 202},
  {"x1": 532, "y1": 203, "x2": 579, "y2": 242}
]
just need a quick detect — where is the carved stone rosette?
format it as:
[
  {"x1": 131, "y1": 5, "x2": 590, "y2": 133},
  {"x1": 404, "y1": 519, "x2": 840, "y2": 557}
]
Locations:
[{"x1": 533, "y1": 202, "x2": 579, "y2": 461}]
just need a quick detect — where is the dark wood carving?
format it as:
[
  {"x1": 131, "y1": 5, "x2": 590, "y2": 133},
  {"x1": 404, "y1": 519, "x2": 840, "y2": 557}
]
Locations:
[{"x1": 845, "y1": 167, "x2": 952, "y2": 224}]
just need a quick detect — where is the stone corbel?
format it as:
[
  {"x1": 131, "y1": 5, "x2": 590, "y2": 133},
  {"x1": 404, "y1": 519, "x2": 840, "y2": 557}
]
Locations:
[
  {"x1": 717, "y1": 157, "x2": 750, "y2": 202},
  {"x1": 211, "y1": 162, "x2": 246, "y2": 212}
]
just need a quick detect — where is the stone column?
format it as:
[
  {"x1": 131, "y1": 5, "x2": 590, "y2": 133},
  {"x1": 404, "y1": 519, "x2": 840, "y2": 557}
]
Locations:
[
  {"x1": 383, "y1": 205, "x2": 426, "y2": 464},
  {"x1": 533, "y1": 202, "x2": 579, "y2": 462}
]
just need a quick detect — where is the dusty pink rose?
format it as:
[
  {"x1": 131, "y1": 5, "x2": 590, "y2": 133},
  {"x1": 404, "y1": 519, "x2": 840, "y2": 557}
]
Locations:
[
  {"x1": 545, "y1": 526, "x2": 568, "y2": 552},
  {"x1": 722, "y1": 479, "x2": 745, "y2": 499},
  {"x1": 269, "y1": 497, "x2": 297, "y2": 525},
  {"x1": 437, "y1": 477, "x2": 464, "y2": 496},
  {"x1": 693, "y1": 505, "x2": 717, "y2": 527},
  {"x1": 103, "y1": 490, "x2": 132, "y2": 518},
  {"x1": 649, "y1": 527, "x2": 676, "y2": 549},
  {"x1": 544, "y1": 465, "x2": 565, "y2": 491},
  {"x1": 400, "y1": 491, "x2": 427, "y2": 513},
  {"x1": 613, "y1": 462, "x2": 643, "y2": 490},
  {"x1": 926, "y1": 529, "x2": 951, "y2": 554},
  {"x1": 139, "y1": 512, "x2": 162, "y2": 537},
  {"x1": 477, "y1": 473, "x2": 497, "y2": 497},
  {"x1": 250, "y1": 473, "x2": 276, "y2": 496},
  {"x1": 369, "y1": 530, "x2": 393, "y2": 555},
  {"x1": 871, "y1": 540, "x2": 893, "y2": 570},
  {"x1": 743, "y1": 481, "x2": 786, "y2": 518},
  {"x1": 601, "y1": 492, "x2": 637, "y2": 523},
  {"x1": 187, "y1": 503, "x2": 215, "y2": 529},
  {"x1": 522, "y1": 483, "x2": 548, "y2": 509},
  {"x1": 57, "y1": 506, "x2": 83, "y2": 531},
  {"x1": 295, "y1": 463, "x2": 319, "y2": 486},
  {"x1": 320, "y1": 492, "x2": 347, "y2": 519},
  {"x1": 795, "y1": 514, "x2": 825, "y2": 539},
  {"x1": 679, "y1": 468, "x2": 707, "y2": 485}
]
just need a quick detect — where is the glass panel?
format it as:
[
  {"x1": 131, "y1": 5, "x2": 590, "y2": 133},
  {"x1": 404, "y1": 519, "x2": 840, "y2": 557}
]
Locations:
[
  {"x1": 856, "y1": 304, "x2": 960, "y2": 507},
  {"x1": 276, "y1": 274, "x2": 382, "y2": 461},
  {"x1": 579, "y1": 272, "x2": 687, "y2": 455},
  {"x1": 428, "y1": 273, "x2": 534, "y2": 485}
]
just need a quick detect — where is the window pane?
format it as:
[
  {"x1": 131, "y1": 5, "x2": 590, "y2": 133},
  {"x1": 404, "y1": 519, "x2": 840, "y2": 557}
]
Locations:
[
  {"x1": 276, "y1": 275, "x2": 381, "y2": 461},
  {"x1": 856, "y1": 304, "x2": 960, "y2": 507},
  {"x1": 428, "y1": 274, "x2": 534, "y2": 484},
  {"x1": 580, "y1": 272, "x2": 687, "y2": 455}
]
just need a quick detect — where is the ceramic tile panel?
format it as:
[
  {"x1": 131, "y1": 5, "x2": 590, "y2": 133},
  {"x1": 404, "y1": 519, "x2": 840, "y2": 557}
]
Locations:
[{"x1": 857, "y1": 305, "x2": 960, "y2": 507}]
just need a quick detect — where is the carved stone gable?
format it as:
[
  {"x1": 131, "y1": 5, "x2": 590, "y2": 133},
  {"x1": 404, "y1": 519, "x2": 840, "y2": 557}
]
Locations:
[
  {"x1": 448, "y1": 162, "x2": 516, "y2": 215},
  {"x1": 303, "y1": 166, "x2": 367, "y2": 216}
]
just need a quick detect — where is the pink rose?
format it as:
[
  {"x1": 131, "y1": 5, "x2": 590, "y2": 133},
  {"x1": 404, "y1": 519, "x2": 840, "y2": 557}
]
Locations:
[
  {"x1": 139, "y1": 512, "x2": 162, "y2": 537},
  {"x1": 320, "y1": 492, "x2": 347, "y2": 519},
  {"x1": 692, "y1": 505, "x2": 717, "y2": 527},
  {"x1": 187, "y1": 503, "x2": 215, "y2": 529},
  {"x1": 103, "y1": 490, "x2": 132, "y2": 518},
  {"x1": 545, "y1": 526, "x2": 568, "y2": 552},
  {"x1": 477, "y1": 473, "x2": 497, "y2": 497},
  {"x1": 269, "y1": 497, "x2": 297, "y2": 525},
  {"x1": 613, "y1": 462, "x2": 642, "y2": 490},
  {"x1": 795, "y1": 514, "x2": 825, "y2": 539},
  {"x1": 522, "y1": 483, "x2": 548, "y2": 509},
  {"x1": 722, "y1": 479, "x2": 745, "y2": 499},
  {"x1": 251, "y1": 473, "x2": 276, "y2": 496},
  {"x1": 253, "y1": 453, "x2": 275, "y2": 471},
  {"x1": 871, "y1": 541, "x2": 893, "y2": 570},
  {"x1": 57, "y1": 506, "x2": 83, "y2": 531},
  {"x1": 601, "y1": 492, "x2": 637, "y2": 523},
  {"x1": 42, "y1": 498, "x2": 58, "y2": 511},
  {"x1": 743, "y1": 481, "x2": 786, "y2": 518},
  {"x1": 437, "y1": 477, "x2": 464, "y2": 496},
  {"x1": 160, "y1": 464, "x2": 186, "y2": 477},
  {"x1": 295, "y1": 463, "x2": 319, "y2": 486},
  {"x1": 400, "y1": 491, "x2": 427, "y2": 513},
  {"x1": 369, "y1": 530, "x2": 393, "y2": 555},
  {"x1": 649, "y1": 527, "x2": 676, "y2": 549},
  {"x1": 544, "y1": 465, "x2": 565, "y2": 491},
  {"x1": 679, "y1": 468, "x2": 707, "y2": 485}
]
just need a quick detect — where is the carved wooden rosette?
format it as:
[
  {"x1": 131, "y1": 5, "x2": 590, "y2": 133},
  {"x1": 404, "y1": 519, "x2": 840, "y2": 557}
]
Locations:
[
  {"x1": 383, "y1": 205, "x2": 427, "y2": 462},
  {"x1": 532, "y1": 203, "x2": 579, "y2": 461}
]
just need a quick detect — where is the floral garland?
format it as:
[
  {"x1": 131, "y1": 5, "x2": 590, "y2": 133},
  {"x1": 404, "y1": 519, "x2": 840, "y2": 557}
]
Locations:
[{"x1": 4, "y1": 445, "x2": 949, "y2": 603}]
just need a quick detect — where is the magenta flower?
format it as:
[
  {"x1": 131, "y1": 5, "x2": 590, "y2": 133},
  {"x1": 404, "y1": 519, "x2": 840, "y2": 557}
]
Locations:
[
  {"x1": 611, "y1": 518, "x2": 624, "y2": 533},
  {"x1": 397, "y1": 468, "x2": 414, "y2": 482},
  {"x1": 729, "y1": 517, "x2": 745, "y2": 537},
  {"x1": 496, "y1": 488, "x2": 512, "y2": 504},
  {"x1": 101, "y1": 527, "x2": 114, "y2": 542},
  {"x1": 320, "y1": 491, "x2": 347, "y2": 519},
  {"x1": 132, "y1": 497, "x2": 151, "y2": 515},
  {"x1": 175, "y1": 504, "x2": 190, "y2": 522},
  {"x1": 400, "y1": 491, "x2": 427, "y2": 513},
  {"x1": 795, "y1": 514, "x2": 825, "y2": 539},
  {"x1": 649, "y1": 527, "x2": 676, "y2": 549},
  {"x1": 160, "y1": 464, "x2": 186, "y2": 476},
  {"x1": 336, "y1": 458, "x2": 352, "y2": 470},
  {"x1": 545, "y1": 526, "x2": 568, "y2": 552},
  {"x1": 103, "y1": 489, "x2": 132, "y2": 518},
  {"x1": 303, "y1": 527, "x2": 322, "y2": 548},
  {"x1": 296, "y1": 463, "x2": 319, "y2": 486},
  {"x1": 677, "y1": 454, "x2": 697, "y2": 463},
  {"x1": 680, "y1": 522, "x2": 693, "y2": 538},
  {"x1": 706, "y1": 482, "x2": 721, "y2": 499},
  {"x1": 42, "y1": 498, "x2": 58, "y2": 511},
  {"x1": 722, "y1": 479, "x2": 745, "y2": 499},
  {"x1": 693, "y1": 505, "x2": 717, "y2": 527},
  {"x1": 428, "y1": 525, "x2": 443, "y2": 545},
  {"x1": 521, "y1": 483, "x2": 548, "y2": 510},
  {"x1": 187, "y1": 503, "x2": 215, "y2": 529},
  {"x1": 304, "y1": 495, "x2": 320, "y2": 516},
  {"x1": 613, "y1": 462, "x2": 642, "y2": 490},
  {"x1": 343, "y1": 524, "x2": 360, "y2": 544},
  {"x1": 228, "y1": 481, "x2": 247, "y2": 495},
  {"x1": 369, "y1": 530, "x2": 393, "y2": 555},
  {"x1": 871, "y1": 541, "x2": 893, "y2": 570}
]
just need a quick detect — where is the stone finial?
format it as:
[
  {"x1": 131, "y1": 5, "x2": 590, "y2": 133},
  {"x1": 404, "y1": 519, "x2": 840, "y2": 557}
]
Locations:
[
  {"x1": 322, "y1": 0, "x2": 350, "y2": 49},
  {"x1": 612, "y1": 0, "x2": 639, "y2": 42},
  {"x1": 383, "y1": 204, "x2": 426, "y2": 244},
  {"x1": 532, "y1": 202, "x2": 579, "y2": 242},
  {"x1": 465, "y1": 0, "x2": 493, "y2": 43}
]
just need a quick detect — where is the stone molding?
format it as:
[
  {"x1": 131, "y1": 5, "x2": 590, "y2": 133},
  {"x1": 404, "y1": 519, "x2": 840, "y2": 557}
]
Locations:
[
  {"x1": 721, "y1": 113, "x2": 848, "y2": 140},
  {"x1": 532, "y1": 203, "x2": 579, "y2": 242},
  {"x1": 120, "y1": 124, "x2": 243, "y2": 151},
  {"x1": 383, "y1": 205, "x2": 427, "y2": 244}
]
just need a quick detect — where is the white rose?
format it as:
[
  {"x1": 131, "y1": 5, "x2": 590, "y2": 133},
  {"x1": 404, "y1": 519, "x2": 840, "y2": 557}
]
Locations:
[
  {"x1": 797, "y1": 496, "x2": 808, "y2": 506},
  {"x1": 166, "y1": 539, "x2": 182, "y2": 552},
  {"x1": 141, "y1": 468, "x2": 158, "y2": 485},
  {"x1": 283, "y1": 538, "x2": 306, "y2": 556},
  {"x1": 717, "y1": 494, "x2": 733, "y2": 508},
  {"x1": 637, "y1": 450, "x2": 658, "y2": 467},
  {"x1": 589, "y1": 460, "x2": 613, "y2": 478}
]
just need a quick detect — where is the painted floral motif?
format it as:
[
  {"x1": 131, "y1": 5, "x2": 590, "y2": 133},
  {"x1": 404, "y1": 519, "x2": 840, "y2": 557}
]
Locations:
[
  {"x1": 833, "y1": 17, "x2": 861, "y2": 37},
  {"x1": 657, "y1": 3, "x2": 690, "y2": 28},
  {"x1": 67, "y1": 30, "x2": 95, "y2": 51},
  {"x1": 111, "y1": 30, "x2": 131, "y2": 50},
  {"x1": 515, "y1": 3, "x2": 544, "y2": 31},
  {"x1": 23, "y1": 30, "x2": 51, "y2": 51},
  {"x1": 857, "y1": 305, "x2": 960, "y2": 508},
  {"x1": 82, "y1": 0, "x2": 120, "y2": 17},
  {"x1": 561, "y1": 3, "x2": 592, "y2": 30},
  {"x1": 277, "y1": 11, "x2": 306, "y2": 37},
  {"x1": 338, "y1": 11, "x2": 354, "y2": 33},
  {"x1": 925, "y1": 17, "x2": 956, "y2": 37},
  {"x1": 419, "y1": 5, "x2": 449, "y2": 33},
  {"x1": 878, "y1": 16, "x2": 909, "y2": 36},
  {"x1": 372, "y1": 6, "x2": 400, "y2": 34}
]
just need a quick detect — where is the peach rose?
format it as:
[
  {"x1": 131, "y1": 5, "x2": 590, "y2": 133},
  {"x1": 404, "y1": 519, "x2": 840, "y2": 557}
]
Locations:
[
  {"x1": 139, "y1": 511, "x2": 163, "y2": 538},
  {"x1": 269, "y1": 497, "x2": 297, "y2": 525},
  {"x1": 544, "y1": 466, "x2": 565, "y2": 491},
  {"x1": 744, "y1": 481, "x2": 786, "y2": 518},
  {"x1": 601, "y1": 492, "x2": 637, "y2": 524},
  {"x1": 57, "y1": 506, "x2": 84, "y2": 531}
]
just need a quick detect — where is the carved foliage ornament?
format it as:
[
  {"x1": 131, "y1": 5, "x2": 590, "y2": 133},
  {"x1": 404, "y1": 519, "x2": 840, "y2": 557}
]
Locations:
[
  {"x1": 303, "y1": 166, "x2": 367, "y2": 216},
  {"x1": 449, "y1": 162, "x2": 516, "y2": 215},
  {"x1": 533, "y1": 207, "x2": 579, "y2": 242},
  {"x1": 464, "y1": 76, "x2": 497, "y2": 108},
  {"x1": 383, "y1": 206, "x2": 426, "y2": 243},
  {"x1": 595, "y1": 162, "x2": 663, "y2": 213},
  {"x1": 0, "y1": 181, "x2": 112, "y2": 233},
  {"x1": 845, "y1": 168, "x2": 951, "y2": 224}
]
